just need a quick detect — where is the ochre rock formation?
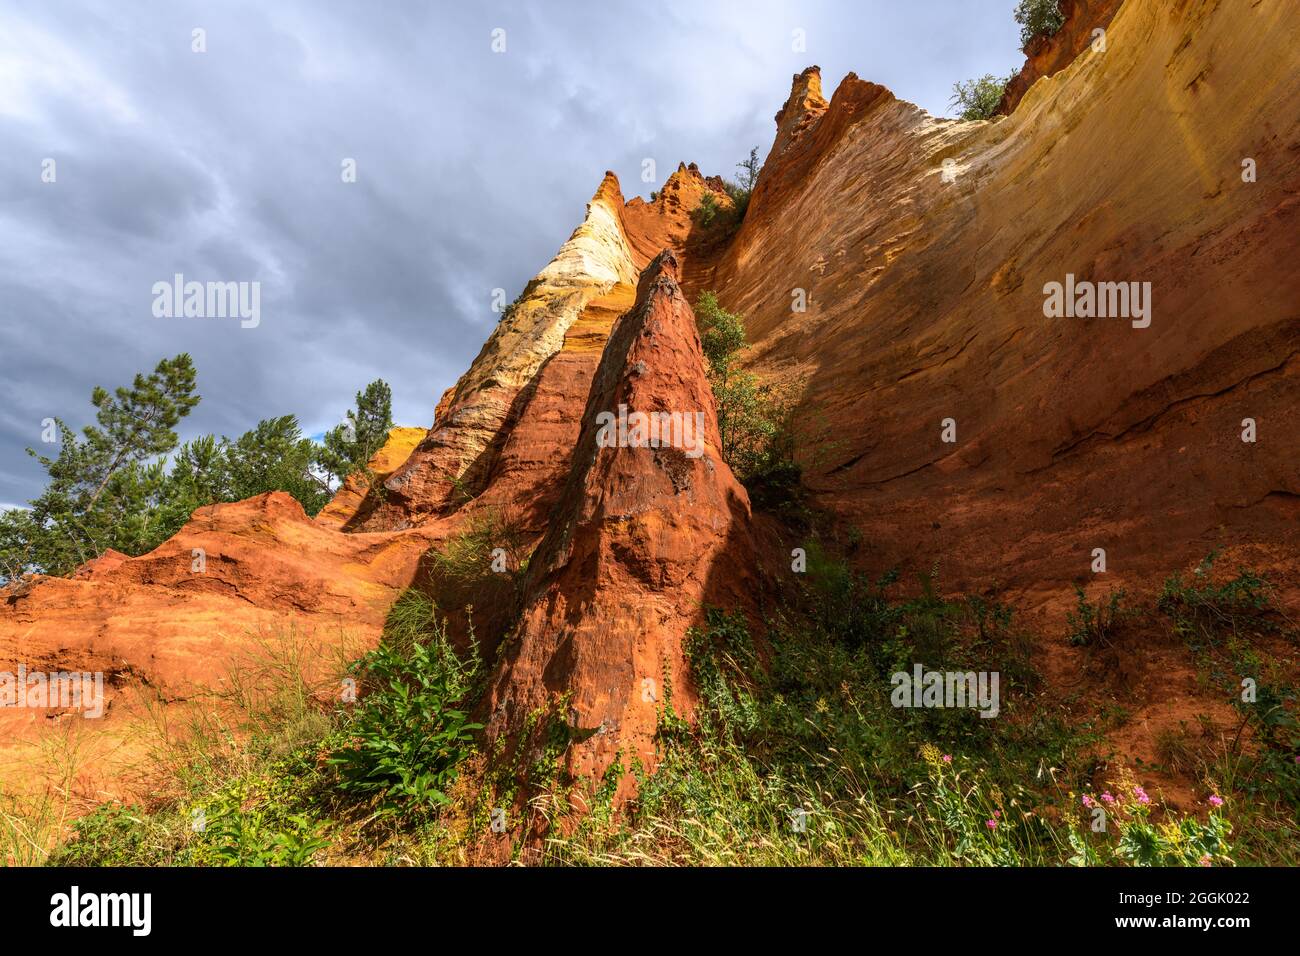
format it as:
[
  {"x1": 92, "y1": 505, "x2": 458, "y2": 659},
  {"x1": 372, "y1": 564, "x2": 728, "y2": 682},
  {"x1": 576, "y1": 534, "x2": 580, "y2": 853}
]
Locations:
[
  {"x1": 314, "y1": 426, "x2": 426, "y2": 530},
  {"x1": 997, "y1": 0, "x2": 1125, "y2": 116},
  {"x1": 0, "y1": 493, "x2": 438, "y2": 793},
  {"x1": 482, "y1": 250, "x2": 759, "y2": 806},
  {"x1": 2, "y1": 0, "x2": 1296, "y2": 815},
  {"x1": 359, "y1": 166, "x2": 727, "y2": 532},
  {"x1": 702, "y1": 0, "x2": 1300, "y2": 596}
]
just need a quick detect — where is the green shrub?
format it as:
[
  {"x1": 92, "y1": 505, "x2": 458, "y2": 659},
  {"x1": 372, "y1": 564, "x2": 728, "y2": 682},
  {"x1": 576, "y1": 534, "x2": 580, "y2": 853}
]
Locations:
[
  {"x1": 45, "y1": 803, "x2": 169, "y2": 867},
  {"x1": 690, "y1": 147, "x2": 762, "y2": 233},
  {"x1": 694, "y1": 291, "x2": 800, "y2": 492},
  {"x1": 949, "y1": 74, "x2": 1011, "y2": 121},
  {"x1": 191, "y1": 783, "x2": 329, "y2": 867},
  {"x1": 1157, "y1": 550, "x2": 1277, "y2": 651},
  {"x1": 1066, "y1": 585, "x2": 1129, "y2": 647},
  {"x1": 1014, "y1": 0, "x2": 1065, "y2": 49},
  {"x1": 327, "y1": 605, "x2": 482, "y2": 816}
]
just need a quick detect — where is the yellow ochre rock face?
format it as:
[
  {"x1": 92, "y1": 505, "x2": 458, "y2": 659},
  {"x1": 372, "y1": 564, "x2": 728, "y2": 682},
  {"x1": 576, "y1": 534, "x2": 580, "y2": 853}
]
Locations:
[
  {"x1": 359, "y1": 173, "x2": 652, "y2": 528},
  {"x1": 314, "y1": 426, "x2": 427, "y2": 530},
  {"x1": 708, "y1": 0, "x2": 1300, "y2": 593}
]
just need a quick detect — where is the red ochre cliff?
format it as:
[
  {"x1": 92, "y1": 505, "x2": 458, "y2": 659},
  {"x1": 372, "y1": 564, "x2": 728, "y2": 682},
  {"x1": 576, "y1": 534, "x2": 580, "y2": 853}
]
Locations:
[{"x1": 2, "y1": 0, "x2": 1297, "y2": 819}]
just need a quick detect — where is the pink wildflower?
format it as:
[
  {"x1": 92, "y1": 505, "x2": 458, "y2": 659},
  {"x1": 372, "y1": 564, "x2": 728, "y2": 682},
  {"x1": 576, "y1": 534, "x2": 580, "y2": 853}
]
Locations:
[
  {"x1": 942, "y1": 754, "x2": 952, "y2": 763},
  {"x1": 1101, "y1": 792, "x2": 1115, "y2": 804},
  {"x1": 1208, "y1": 795, "x2": 1224, "y2": 807},
  {"x1": 1134, "y1": 786, "x2": 1150, "y2": 805},
  {"x1": 1081, "y1": 795, "x2": 1095, "y2": 808}
]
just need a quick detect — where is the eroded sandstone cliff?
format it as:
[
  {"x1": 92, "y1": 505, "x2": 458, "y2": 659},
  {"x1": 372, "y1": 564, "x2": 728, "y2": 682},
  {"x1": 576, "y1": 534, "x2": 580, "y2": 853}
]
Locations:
[
  {"x1": 2, "y1": 0, "x2": 1296, "y2": 814},
  {"x1": 703, "y1": 0, "x2": 1299, "y2": 597}
]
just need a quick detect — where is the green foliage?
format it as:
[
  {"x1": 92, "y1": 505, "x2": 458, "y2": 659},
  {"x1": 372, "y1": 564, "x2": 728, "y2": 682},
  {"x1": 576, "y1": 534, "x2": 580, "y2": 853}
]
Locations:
[
  {"x1": 691, "y1": 147, "x2": 762, "y2": 233},
  {"x1": 949, "y1": 73, "x2": 1011, "y2": 121},
  {"x1": 1068, "y1": 780, "x2": 1234, "y2": 867},
  {"x1": 426, "y1": 508, "x2": 528, "y2": 602},
  {"x1": 327, "y1": 596, "x2": 483, "y2": 816},
  {"x1": 1066, "y1": 585, "x2": 1129, "y2": 647},
  {"x1": 1156, "y1": 552, "x2": 1298, "y2": 811},
  {"x1": 1157, "y1": 550, "x2": 1277, "y2": 652},
  {"x1": 45, "y1": 804, "x2": 167, "y2": 867},
  {"x1": 164, "y1": 415, "x2": 333, "y2": 529},
  {"x1": 315, "y1": 379, "x2": 394, "y2": 486},
  {"x1": 692, "y1": 191, "x2": 721, "y2": 228},
  {"x1": 549, "y1": 555, "x2": 1088, "y2": 865},
  {"x1": 47, "y1": 747, "x2": 333, "y2": 868},
  {"x1": 0, "y1": 361, "x2": 385, "y2": 581},
  {"x1": 222, "y1": 415, "x2": 333, "y2": 509},
  {"x1": 1014, "y1": 0, "x2": 1065, "y2": 49},
  {"x1": 724, "y1": 146, "x2": 762, "y2": 221},
  {"x1": 2, "y1": 354, "x2": 200, "y2": 577},
  {"x1": 192, "y1": 785, "x2": 329, "y2": 867},
  {"x1": 693, "y1": 291, "x2": 800, "y2": 493}
]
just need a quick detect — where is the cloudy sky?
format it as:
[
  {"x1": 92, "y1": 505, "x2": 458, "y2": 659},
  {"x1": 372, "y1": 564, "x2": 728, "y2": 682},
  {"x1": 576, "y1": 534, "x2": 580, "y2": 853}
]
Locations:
[{"x1": 0, "y1": 0, "x2": 1024, "y2": 507}]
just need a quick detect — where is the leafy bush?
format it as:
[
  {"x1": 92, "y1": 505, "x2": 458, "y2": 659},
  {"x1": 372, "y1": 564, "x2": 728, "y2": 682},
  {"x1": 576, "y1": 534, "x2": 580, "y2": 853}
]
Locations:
[
  {"x1": 1066, "y1": 585, "x2": 1129, "y2": 647},
  {"x1": 692, "y1": 191, "x2": 721, "y2": 228},
  {"x1": 1157, "y1": 550, "x2": 1277, "y2": 651},
  {"x1": 694, "y1": 291, "x2": 799, "y2": 489},
  {"x1": 328, "y1": 602, "x2": 483, "y2": 815},
  {"x1": 949, "y1": 74, "x2": 1010, "y2": 121},
  {"x1": 1014, "y1": 0, "x2": 1066, "y2": 49},
  {"x1": 690, "y1": 147, "x2": 762, "y2": 233},
  {"x1": 45, "y1": 804, "x2": 168, "y2": 867},
  {"x1": 191, "y1": 781, "x2": 329, "y2": 867},
  {"x1": 1069, "y1": 773, "x2": 1235, "y2": 867}
]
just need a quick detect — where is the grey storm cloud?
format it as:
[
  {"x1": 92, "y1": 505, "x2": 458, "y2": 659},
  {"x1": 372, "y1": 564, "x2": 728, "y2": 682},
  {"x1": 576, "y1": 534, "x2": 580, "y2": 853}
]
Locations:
[{"x1": 0, "y1": 0, "x2": 1022, "y2": 507}]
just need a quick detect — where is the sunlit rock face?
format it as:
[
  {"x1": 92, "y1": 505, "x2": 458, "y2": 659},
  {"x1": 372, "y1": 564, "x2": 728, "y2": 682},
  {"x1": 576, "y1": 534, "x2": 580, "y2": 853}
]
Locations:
[
  {"x1": 360, "y1": 164, "x2": 726, "y2": 531},
  {"x1": 314, "y1": 426, "x2": 426, "y2": 530},
  {"x1": 997, "y1": 0, "x2": 1125, "y2": 116},
  {"x1": 3, "y1": 0, "x2": 1296, "y2": 810},
  {"x1": 704, "y1": 0, "x2": 1300, "y2": 594}
]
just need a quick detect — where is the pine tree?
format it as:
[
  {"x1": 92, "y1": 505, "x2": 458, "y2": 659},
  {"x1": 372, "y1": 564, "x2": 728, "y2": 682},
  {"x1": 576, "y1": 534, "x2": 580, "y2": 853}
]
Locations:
[
  {"x1": 16, "y1": 354, "x2": 201, "y2": 575},
  {"x1": 315, "y1": 380, "x2": 395, "y2": 486}
]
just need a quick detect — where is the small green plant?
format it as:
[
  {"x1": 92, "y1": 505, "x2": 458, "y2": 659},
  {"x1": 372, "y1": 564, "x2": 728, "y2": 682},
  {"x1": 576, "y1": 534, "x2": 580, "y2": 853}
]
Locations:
[
  {"x1": 693, "y1": 291, "x2": 801, "y2": 492},
  {"x1": 1157, "y1": 550, "x2": 1277, "y2": 651},
  {"x1": 949, "y1": 74, "x2": 1011, "y2": 121},
  {"x1": 691, "y1": 147, "x2": 762, "y2": 234},
  {"x1": 328, "y1": 607, "x2": 483, "y2": 816},
  {"x1": 426, "y1": 507, "x2": 529, "y2": 606},
  {"x1": 45, "y1": 803, "x2": 166, "y2": 867},
  {"x1": 193, "y1": 786, "x2": 330, "y2": 867},
  {"x1": 693, "y1": 191, "x2": 721, "y2": 228},
  {"x1": 1069, "y1": 775, "x2": 1234, "y2": 867},
  {"x1": 1066, "y1": 585, "x2": 1128, "y2": 647}
]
